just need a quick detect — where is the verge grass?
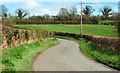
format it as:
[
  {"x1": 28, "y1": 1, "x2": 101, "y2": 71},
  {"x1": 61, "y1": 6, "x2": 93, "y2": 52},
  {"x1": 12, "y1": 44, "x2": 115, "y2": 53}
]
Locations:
[
  {"x1": 2, "y1": 38, "x2": 59, "y2": 71},
  {"x1": 56, "y1": 36, "x2": 120, "y2": 70}
]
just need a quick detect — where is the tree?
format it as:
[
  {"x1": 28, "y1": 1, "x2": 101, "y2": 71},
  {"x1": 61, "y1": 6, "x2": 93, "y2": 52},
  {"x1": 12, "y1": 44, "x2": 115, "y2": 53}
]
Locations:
[
  {"x1": 59, "y1": 8, "x2": 68, "y2": 15},
  {"x1": 90, "y1": 16, "x2": 100, "y2": 24},
  {"x1": 4, "y1": 13, "x2": 7, "y2": 18},
  {"x1": 68, "y1": 6, "x2": 78, "y2": 21},
  {"x1": 0, "y1": 5, "x2": 8, "y2": 16},
  {"x1": 117, "y1": 1, "x2": 120, "y2": 37},
  {"x1": 15, "y1": 8, "x2": 28, "y2": 23},
  {"x1": 8, "y1": 13, "x2": 14, "y2": 18},
  {"x1": 43, "y1": 14, "x2": 50, "y2": 20},
  {"x1": 83, "y1": 5, "x2": 94, "y2": 16},
  {"x1": 111, "y1": 12, "x2": 120, "y2": 37},
  {"x1": 101, "y1": 6, "x2": 112, "y2": 20},
  {"x1": 0, "y1": 5, "x2": 8, "y2": 24},
  {"x1": 111, "y1": 12, "x2": 118, "y2": 20},
  {"x1": 58, "y1": 8, "x2": 69, "y2": 21},
  {"x1": 117, "y1": 22, "x2": 120, "y2": 37}
]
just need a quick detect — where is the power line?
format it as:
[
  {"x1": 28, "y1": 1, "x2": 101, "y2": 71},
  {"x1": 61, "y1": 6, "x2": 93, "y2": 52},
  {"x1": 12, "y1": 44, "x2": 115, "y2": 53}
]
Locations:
[
  {"x1": 73, "y1": 3, "x2": 80, "y2": 7},
  {"x1": 62, "y1": 2, "x2": 118, "y2": 35}
]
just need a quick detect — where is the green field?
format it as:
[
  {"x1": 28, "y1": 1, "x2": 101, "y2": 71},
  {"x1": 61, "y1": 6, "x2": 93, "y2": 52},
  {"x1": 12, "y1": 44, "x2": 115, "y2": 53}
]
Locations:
[{"x1": 15, "y1": 24, "x2": 117, "y2": 37}]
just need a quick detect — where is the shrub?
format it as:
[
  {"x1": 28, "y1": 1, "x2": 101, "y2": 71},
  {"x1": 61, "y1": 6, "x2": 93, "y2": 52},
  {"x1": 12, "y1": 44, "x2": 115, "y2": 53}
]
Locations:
[
  {"x1": 90, "y1": 16, "x2": 100, "y2": 24},
  {"x1": 24, "y1": 31, "x2": 29, "y2": 41},
  {"x1": 117, "y1": 22, "x2": 120, "y2": 37},
  {"x1": 13, "y1": 30, "x2": 19, "y2": 37},
  {"x1": 6, "y1": 31, "x2": 13, "y2": 45}
]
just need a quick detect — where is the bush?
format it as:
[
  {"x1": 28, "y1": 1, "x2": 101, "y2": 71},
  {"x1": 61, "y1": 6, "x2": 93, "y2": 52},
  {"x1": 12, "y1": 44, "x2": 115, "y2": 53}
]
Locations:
[
  {"x1": 2, "y1": 67, "x2": 16, "y2": 73},
  {"x1": 24, "y1": 31, "x2": 29, "y2": 41},
  {"x1": 13, "y1": 30, "x2": 19, "y2": 37},
  {"x1": 3, "y1": 18, "x2": 16, "y2": 26},
  {"x1": 6, "y1": 31, "x2": 13, "y2": 45},
  {"x1": 90, "y1": 16, "x2": 100, "y2": 24},
  {"x1": 117, "y1": 22, "x2": 120, "y2": 37}
]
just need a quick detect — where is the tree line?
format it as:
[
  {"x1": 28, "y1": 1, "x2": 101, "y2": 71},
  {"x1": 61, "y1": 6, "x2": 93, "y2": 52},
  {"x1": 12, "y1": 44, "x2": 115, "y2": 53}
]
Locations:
[
  {"x1": 0, "y1": 4, "x2": 120, "y2": 37},
  {"x1": 1, "y1": 5, "x2": 118, "y2": 24},
  {"x1": 16, "y1": 6, "x2": 117, "y2": 24}
]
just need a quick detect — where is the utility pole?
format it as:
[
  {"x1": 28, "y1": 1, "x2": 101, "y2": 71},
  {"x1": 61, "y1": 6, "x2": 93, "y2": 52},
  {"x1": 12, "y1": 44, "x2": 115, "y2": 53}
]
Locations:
[
  {"x1": 80, "y1": 1, "x2": 82, "y2": 35},
  {"x1": 118, "y1": 1, "x2": 120, "y2": 37}
]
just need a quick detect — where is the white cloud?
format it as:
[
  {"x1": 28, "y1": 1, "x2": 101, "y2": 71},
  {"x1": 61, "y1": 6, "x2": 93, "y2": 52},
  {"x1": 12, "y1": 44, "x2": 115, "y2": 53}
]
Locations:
[
  {"x1": 0, "y1": 0, "x2": 119, "y2": 3},
  {"x1": 23, "y1": 0, "x2": 40, "y2": 10},
  {"x1": 22, "y1": 0, "x2": 57, "y2": 16},
  {"x1": 39, "y1": 6, "x2": 58, "y2": 16}
]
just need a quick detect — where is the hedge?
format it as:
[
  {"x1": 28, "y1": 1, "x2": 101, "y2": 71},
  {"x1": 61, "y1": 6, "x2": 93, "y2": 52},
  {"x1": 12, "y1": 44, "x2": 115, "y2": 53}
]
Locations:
[
  {"x1": 54, "y1": 32, "x2": 120, "y2": 51},
  {"x1": 2, "y1": 26, "x2": 54, "y2": 49},
  {"x1": 16, "y1": 20, "x2": 97, "y2": 24},
  {"x1": 2, "y1": 26, "x2": 119, "y2": 51}
]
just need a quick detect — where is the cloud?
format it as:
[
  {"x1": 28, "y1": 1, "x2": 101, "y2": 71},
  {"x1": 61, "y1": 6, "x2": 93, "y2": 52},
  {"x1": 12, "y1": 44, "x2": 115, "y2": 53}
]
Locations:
[
  {"x1": 39, "y1": 6, "x2": 58, "y2": 16},
  {"x1": 0, "y1": 0, "x2": 119, "y2": 3},
  {"x1": 1, "y1": 0, "x2": 118, "y2": 16},
  {"x1": 23, "y1": 0, "x2": 40, "y2": 10},
  {"x1": 22, "y1": 0, "x2": 56, "y2": 16},
  {"x1": 23, "y1": 0, "x2": 41, "y2": 16}
]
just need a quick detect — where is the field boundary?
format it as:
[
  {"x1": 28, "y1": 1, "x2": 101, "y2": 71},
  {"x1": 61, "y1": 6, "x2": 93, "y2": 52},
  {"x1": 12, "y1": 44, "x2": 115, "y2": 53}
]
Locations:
[
  {"x1": 2, "y1": 26, "x2": 54, "y2": 50},
  {"x1": 54, "y1": 32, "x2": 120, "y2": 51},
  {"x1": 5, "y1": 26, "x2": 120, "y2": 51}
]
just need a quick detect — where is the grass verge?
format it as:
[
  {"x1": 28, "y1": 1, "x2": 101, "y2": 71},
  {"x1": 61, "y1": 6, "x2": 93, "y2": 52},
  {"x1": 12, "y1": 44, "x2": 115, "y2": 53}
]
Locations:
[
  {"x1": 56, "y1": 36, "x2": 120, "y2": 70},
  {"x1": 2, "y1": 38, "x2": 59, "y2": 71}
]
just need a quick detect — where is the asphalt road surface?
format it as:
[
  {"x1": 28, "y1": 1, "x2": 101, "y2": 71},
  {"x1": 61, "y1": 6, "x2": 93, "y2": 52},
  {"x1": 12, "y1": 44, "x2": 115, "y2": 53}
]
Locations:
[{"x1": 32, "y1": 39, "x2": 116, "y2": 71}]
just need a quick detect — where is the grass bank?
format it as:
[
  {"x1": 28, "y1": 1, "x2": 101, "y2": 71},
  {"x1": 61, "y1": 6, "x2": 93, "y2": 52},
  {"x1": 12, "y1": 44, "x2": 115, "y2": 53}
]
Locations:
[
  {"x1": 15, "y1": 24, "x2": 117, "y2": 37},
  {"x1": 2, "y1": 38, "x2": 59, "y2": 71},
  {"x1": 56, "y1": 36, "x2": 120, "y2": 70}
]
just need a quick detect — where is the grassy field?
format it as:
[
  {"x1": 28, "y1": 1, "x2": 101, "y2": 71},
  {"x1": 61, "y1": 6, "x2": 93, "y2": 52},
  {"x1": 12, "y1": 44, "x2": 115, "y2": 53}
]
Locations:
[
  {"x1": 56, "y1": 36, "x2": 120, "y2": 70},
  {"x1": 15, "y1": 24, "x2": 117, "y2": 37},
  {"x1": 2, "y1": 38, "x2": 59, "y2": 71}
]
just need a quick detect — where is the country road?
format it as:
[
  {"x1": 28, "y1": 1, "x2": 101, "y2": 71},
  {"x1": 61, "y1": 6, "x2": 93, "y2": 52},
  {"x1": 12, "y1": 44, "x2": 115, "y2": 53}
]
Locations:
[{"x1": 32, "y1": 39, "x2": 116, "y2": 71}]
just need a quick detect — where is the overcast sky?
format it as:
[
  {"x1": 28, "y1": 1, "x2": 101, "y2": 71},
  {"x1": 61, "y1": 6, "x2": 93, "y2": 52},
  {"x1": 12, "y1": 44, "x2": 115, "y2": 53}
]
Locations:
[{"x1": 0, "y1": 0, "x2": 119, "y2": 16}]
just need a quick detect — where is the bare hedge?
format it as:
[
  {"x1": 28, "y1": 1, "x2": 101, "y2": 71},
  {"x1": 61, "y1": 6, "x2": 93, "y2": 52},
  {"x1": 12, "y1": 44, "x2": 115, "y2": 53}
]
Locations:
[
  {"x1": 2, "y1": 26, "x2": 54, "y2": 50},
  {"x1": 2, "y1": 26, "x2": 119, "y2": 51},
  {"x1": 16, "y1": 20, "x2": 97, "y2": 24},
  {"x1": 54, "y1": 32, "x2": 120, "y2": 51}
]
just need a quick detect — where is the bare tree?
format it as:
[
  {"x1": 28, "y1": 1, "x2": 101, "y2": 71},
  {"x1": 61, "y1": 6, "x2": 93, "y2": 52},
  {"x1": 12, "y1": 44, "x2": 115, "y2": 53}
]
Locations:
[
  {"x1": 101, "y1": 6, "x2": 112, "y2": 20},
  {"x1": 58, "y1": 8, "x2": 69, "y2": 21},
  {"x1": 43, "y1": 14, "x2": 50, "y2": 20},
  {"x1": 83, "y1": 5, "x2": 94, "y2": 16},
  {"x1": 15, "y1": 8, "x2": 28, "y2": 23},
  {"x1": 0, "y1": 5, "x2": 8, "y2": 24},
  {"x1": 68, "y1": 6, "x2": 78, "y2": 21},
  {"x1": 59, "y1": 8, "x2": 68, "y2": 15}
]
